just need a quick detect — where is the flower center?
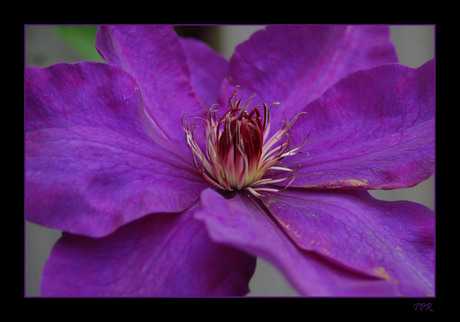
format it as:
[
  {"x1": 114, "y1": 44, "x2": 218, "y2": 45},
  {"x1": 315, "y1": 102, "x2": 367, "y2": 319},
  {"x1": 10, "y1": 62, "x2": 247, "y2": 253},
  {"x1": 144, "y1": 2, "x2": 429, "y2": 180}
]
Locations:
[{"x1": 182, "y1": 87, "x2": 307, "y2": 197}]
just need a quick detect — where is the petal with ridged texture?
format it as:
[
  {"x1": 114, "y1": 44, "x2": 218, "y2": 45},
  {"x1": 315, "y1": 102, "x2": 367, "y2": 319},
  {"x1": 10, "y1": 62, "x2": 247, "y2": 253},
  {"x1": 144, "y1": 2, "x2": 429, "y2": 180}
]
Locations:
[
  {"x1": 26, "y1": 62, "x2": 207, "y2": 237},
  {"x1": 196, "y1": 189, "x2": 431, "y2": 296},
  {"x1": 41, "y1": 204, "x2": 256, "y2": 297},
  {"x1": 96, "y1": 25, "x2": 205, "y2": 151},
  {"x1": 227, "y1": 25, "x2": 398, "y2": 126},
  {"x1": 262, "y1": 189, "x2": 434, "y2": 296},
  {"x1": 284, "y1": 60, "x2": 435, "y2": 190}
]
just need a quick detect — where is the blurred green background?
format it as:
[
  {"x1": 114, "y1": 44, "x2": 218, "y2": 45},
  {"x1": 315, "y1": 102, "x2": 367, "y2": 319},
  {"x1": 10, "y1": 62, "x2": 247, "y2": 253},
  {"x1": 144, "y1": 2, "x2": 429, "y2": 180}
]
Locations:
[{"x1": 50, "y1": 25, "x2": 103, "y2": 62}]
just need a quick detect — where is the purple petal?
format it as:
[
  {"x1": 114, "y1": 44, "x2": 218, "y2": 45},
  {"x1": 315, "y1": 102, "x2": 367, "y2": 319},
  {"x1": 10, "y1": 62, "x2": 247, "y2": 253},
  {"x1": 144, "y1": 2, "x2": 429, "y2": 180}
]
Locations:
[
  {"x1": 180, "y1": 37, "x2": 229, "y2": 107},
  {"x1": 41, "y1": 204, "x2": 256, "y2": 297},
  {"x1": 96, "y1": 25, "x2": 205, "y2": 150},
  {"x1": 228, "y1": 25, "x2": 398, "y2": 126},
  {"x1": 196, "y1": 189, "x2": 416, "y2": 296},
  {"x1": 262, "y1": 189, "x2": 434, "y2": 297},
  {"x1": 26, "y1": 62, "x2": 207, "y2": 237},
  {"x1": 284, "y1": 60, "x2": 435, "y2": 190}
]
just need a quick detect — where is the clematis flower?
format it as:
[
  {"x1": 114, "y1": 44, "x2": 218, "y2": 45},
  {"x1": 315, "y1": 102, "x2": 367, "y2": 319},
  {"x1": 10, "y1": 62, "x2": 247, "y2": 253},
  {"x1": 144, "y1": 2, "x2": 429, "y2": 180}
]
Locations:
[{"x1": 25, "y1": 25, "x2": 435, "y2": 297}]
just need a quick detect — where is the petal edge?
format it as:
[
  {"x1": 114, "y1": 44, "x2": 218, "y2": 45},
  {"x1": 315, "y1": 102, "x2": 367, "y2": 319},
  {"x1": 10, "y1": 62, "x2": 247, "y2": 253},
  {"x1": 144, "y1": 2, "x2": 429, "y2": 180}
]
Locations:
[
  {"x1": 41, "y1": 205, "x2": 256, "y2": 297},
  {"x1": 285, "y1": 60, "x2": 435, "y2": 190}
]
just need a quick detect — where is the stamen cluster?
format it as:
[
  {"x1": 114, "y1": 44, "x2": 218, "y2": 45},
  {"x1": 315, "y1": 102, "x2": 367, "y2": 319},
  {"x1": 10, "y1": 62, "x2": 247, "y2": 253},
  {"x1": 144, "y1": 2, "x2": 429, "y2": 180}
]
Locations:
[{"x1": 182, "y1": 87, "x2": 306, "y2": 197}]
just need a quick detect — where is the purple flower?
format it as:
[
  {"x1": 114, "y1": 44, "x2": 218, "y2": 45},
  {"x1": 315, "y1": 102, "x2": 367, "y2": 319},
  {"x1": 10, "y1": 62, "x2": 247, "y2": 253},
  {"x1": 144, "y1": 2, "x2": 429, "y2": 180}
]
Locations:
[{"x1": 25, "y1": 25, "x2": 435, "y2": 297}]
